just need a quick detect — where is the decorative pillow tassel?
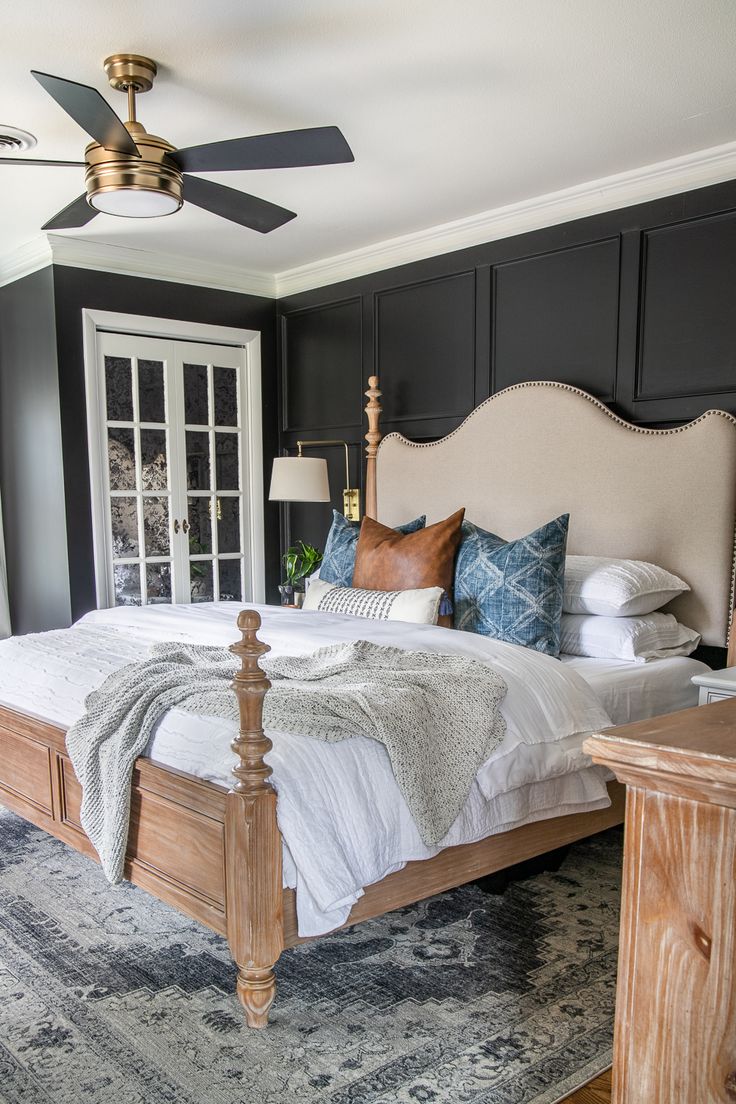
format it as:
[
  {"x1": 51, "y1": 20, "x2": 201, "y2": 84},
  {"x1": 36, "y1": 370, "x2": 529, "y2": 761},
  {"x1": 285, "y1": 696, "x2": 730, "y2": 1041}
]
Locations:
[{"x1": 439, "y1": 592, "x2": 454, "y2": 618}]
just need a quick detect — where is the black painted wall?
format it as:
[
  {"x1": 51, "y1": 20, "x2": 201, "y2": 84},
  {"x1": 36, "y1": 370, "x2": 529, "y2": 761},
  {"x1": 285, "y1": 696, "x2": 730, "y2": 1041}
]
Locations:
[
  {"x1": 0, "y1": 269, "x2": 71, "y2": 634},
  {"x1": 278, "y1": 178, "x2": 736, "y2": 556},
  {"x1": 5, "y1": 176, "x2": 736, "y2": 632}
]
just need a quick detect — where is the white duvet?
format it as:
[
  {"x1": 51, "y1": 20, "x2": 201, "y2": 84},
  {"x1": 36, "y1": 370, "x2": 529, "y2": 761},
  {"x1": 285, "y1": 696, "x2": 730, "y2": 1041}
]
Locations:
[{"x1": 0, "y1": 602, "x2": 613, "y2": 935}]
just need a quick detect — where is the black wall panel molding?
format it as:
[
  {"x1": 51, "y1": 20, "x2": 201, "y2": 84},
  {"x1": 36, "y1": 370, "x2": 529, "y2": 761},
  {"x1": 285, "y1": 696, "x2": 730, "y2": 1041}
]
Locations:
[
  {"x1": 374, "y1": 270, "x2": 476, "y2": 423},
  {"x1": 277, "y1": 177, "x2": 736, "y2": 557},
  {"x1": 635, "y1": 210, "x2": 736, "y2": 403},
  {"x1": 474, "y1": 265, "x2": 492, "y2": 406},
  {"x1": 491, "y1": 236, "x2": 621, "y2": 402},
  {"x1": 280, "y1": 296, "x2": 362, "y2": 433},
  {"x1": 611, "y1": 229, "x2": 643, "y2": 423}
]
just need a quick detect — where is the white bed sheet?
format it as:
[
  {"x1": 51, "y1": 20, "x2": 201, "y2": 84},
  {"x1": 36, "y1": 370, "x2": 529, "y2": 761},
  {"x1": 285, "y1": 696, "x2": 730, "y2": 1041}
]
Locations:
[{"x1": 561, "y1": 653, "x2": 709, "y2": 725}]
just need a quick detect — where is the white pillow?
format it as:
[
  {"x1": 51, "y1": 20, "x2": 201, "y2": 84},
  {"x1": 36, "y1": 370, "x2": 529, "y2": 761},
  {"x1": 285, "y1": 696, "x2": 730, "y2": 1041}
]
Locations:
[
  {"x1": 304, "y1": 568, "x2": 320, "y2": 592},
  {"x1": 303, "y1": 577, "x2": 443, "y2": 625},
  {"x1": 563, "y1": 556, "x2": 689, "y2": 617},
  {"x1": 560, "y1": 612, "x2": 701, "y2": 663}
]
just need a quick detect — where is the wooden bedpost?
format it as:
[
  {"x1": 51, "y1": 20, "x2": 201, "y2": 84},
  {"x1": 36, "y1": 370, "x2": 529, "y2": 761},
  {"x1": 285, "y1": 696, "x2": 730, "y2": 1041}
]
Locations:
[
  {"x1": 226, "y1": 610, "x2": 283, "y2": 1028},
  {"x1": 364, "y1": 375, "x2": 382, "y2": 520}
]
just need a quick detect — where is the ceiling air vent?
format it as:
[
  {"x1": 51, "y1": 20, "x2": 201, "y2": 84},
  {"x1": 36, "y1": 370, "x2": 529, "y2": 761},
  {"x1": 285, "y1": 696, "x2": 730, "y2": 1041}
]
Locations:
[{"x1": 0, "y1": 126, "x2": 37, "y2": 152}]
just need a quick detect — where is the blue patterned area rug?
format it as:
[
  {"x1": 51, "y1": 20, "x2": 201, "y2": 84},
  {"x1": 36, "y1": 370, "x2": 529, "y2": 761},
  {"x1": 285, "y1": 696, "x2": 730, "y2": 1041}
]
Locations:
[{"x1": 0, "y1": 806, "x2": 620, "y2": 1104}]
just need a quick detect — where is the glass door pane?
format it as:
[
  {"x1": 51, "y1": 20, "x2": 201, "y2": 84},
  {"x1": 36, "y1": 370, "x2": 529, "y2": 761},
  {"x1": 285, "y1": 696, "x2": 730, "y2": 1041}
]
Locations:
[
  {"x1": 98, "y1": 335, "x2": 176, "y2": 606},
  {"x1": 175, "y1": 344, "x2": 245, "y2": 604}
]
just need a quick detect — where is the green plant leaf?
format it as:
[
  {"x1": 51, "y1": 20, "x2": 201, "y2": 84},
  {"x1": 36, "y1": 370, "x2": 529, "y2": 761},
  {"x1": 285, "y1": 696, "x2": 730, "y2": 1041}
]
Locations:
[{"x1": 282, "y1": 540, "x2": 323, "y2": 585}]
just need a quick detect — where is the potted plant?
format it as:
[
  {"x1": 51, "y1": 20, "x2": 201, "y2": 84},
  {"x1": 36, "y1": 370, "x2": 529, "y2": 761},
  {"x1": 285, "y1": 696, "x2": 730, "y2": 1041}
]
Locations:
[{"x1": 279, "y1": 541, "x2": 323, "y2": 606}]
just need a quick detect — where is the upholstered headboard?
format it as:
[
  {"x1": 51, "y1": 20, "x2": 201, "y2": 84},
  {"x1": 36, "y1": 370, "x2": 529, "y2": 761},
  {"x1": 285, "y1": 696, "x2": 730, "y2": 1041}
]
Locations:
[{"x1": 372, "y1": 381, "x2": 736, "y2": 647}]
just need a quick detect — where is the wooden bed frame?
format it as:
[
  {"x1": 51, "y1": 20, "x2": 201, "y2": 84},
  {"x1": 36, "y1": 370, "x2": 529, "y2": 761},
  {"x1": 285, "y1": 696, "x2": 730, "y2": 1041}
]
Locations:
[{"x1": 1, "y1": 376, "x2": 733, "y2": 1028}]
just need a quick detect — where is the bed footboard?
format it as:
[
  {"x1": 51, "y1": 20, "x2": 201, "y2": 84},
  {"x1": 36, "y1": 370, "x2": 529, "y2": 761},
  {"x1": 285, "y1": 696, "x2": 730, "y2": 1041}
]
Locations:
[{"x1": 227, "y1": 611, "x2": 284, "y2": 1028}]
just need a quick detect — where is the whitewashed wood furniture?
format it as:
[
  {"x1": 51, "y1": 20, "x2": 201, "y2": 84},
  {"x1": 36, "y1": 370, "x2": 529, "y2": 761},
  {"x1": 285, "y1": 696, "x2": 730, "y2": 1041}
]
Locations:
[
  {"x1": 692, "y1": 666, "x2": 736, "y2": 706},
  {"x1": 585, "y1": 699, "x2": 736, "y2": 1104},
  {"x1": 1, "y1": 377, "x2": 736, "y2": 1027}
]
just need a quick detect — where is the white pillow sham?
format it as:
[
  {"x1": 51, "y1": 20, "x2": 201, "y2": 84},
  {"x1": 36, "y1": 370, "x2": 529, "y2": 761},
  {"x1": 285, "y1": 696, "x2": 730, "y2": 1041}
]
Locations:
[
  {"x1": 563, "y1": 556, "x2": 689, "y2": 617},
  {"x1": 560, "y1": 612, "x2": 701, "y2": 663},
  {"x1": 303, "y1": 577, "x2": 443, "y2": 625}
]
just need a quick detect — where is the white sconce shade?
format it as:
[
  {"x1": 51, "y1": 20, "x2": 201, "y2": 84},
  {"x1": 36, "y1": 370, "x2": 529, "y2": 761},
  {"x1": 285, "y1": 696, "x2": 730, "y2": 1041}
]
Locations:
[{"x1": 269, "y1": 456, "x2": 330, "y2": 502}]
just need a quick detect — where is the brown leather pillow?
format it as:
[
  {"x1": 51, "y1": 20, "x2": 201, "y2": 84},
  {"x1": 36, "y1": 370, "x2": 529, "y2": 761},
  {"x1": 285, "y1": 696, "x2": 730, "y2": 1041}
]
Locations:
[{"x1": 352, "y1": 508, "x2": 465, "y2": 625}]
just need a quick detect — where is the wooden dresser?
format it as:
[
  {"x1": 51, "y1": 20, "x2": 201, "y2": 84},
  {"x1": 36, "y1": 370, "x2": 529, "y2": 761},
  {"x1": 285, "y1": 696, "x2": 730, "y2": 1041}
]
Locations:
[{"x1": 584, "y1": 697, "x2": 736, "y2": 1104}]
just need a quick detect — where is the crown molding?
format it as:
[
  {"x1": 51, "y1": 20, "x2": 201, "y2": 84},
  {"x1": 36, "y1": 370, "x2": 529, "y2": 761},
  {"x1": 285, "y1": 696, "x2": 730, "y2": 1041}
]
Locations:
[
  {"x1": 0, "y1": 236, "x2": 53, "y2": 288},
  {"x1": 0, "y1": 234, "x2": 277, "y2": 298},
  {"x1": 47, "y1": 235, "x2": 277, "y2": 298},
  {"x1": 3, "y1": 140, "x2": 736, "y2": 299},
  {"x1": 274, "y1": 139, "x2": 736, "y2": 297}
]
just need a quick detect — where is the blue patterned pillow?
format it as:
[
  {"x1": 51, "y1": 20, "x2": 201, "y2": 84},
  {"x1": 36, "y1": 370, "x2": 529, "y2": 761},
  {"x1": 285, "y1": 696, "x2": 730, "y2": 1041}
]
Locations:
[
  {"x1": 321, "y1": 510, "x2": 426, "y2": 588},
  {"x1": 454, "y1": 515, "x2": 569, "y2": 656}
]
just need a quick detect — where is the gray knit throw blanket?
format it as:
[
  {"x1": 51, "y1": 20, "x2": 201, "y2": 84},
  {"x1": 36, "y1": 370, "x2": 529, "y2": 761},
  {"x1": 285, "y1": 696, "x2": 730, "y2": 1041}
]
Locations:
[{"x1": 66, "y1": 639, "x2": 507, "y2": 883}]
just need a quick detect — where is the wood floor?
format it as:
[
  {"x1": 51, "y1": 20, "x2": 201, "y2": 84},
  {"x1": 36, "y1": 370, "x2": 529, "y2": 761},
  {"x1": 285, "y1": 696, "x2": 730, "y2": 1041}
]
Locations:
[{"x1": 561, "y1": 1069, "x2": 611, "y2": 1103}]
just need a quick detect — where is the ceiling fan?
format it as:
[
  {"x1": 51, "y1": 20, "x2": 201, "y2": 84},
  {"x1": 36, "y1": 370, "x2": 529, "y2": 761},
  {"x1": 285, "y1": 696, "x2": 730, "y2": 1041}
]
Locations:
[{"x1": 1, "y1": 53, "x2": 354, "y2": 233}]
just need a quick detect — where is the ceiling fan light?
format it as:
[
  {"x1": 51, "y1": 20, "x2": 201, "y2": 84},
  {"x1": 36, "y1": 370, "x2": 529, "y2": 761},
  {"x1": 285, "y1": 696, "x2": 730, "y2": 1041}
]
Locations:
[
  {"x1": 89, "y1": 187, "x2": 181, "y2": 218},
  {"x1": 84, "y1": 125, "x2": 183, "y2": 220}
]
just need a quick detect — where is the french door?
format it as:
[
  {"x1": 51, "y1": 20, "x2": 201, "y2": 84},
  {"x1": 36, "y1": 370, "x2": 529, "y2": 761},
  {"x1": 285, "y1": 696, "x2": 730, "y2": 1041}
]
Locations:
[{"x1": 94, "y1": 332, "x2": 254, "y2": 606}]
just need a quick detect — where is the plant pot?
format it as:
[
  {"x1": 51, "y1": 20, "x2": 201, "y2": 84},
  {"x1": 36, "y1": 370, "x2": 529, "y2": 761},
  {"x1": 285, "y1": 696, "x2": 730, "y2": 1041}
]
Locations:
[{"x1": 278, "y1": 585, "x2": 305, "y2": 608}]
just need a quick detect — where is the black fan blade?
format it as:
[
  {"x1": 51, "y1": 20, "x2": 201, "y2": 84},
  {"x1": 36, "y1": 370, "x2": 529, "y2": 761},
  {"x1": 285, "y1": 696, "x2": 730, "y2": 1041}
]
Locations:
[
  {"x1": 172, "y1": 125, "x2": 353, "y2": 173},
  {"x1": 42, "y1": 193, "x2": 99, "y2": 231},
  {"x1": 0, "y1": 157, "x2": 85, "y2": 166},
  {"x1": 32, "y1": 70, "x2": 140, "y2": 157},
  {"x1": 183, "y1": 175, "x2": 296, "y2": 233}
]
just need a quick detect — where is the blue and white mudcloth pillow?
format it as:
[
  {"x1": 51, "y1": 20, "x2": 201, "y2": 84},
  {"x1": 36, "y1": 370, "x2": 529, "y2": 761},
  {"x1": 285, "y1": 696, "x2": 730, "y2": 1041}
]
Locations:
[
  {"x1": 453, "y1": 514, "x2": 570, "y2": 657},
  {"x1": 320, "y1": 510, "x2": 426, "y2": 587}
]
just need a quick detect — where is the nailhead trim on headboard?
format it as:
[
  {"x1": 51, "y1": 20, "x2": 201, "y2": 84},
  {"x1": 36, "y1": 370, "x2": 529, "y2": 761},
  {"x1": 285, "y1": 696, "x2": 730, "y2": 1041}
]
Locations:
[{"x1": 380, "y1": 380, "x2": 736, "y2": 450}]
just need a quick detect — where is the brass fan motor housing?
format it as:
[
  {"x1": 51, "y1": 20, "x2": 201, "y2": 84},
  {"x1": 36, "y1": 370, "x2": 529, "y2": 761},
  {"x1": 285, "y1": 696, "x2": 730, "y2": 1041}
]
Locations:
[
  {"x1": 84, "y1": 121, "x2": 183, "y2": 213},
  {"x1": 103, "y1": 54, "x2": 157, "y2": 93}
]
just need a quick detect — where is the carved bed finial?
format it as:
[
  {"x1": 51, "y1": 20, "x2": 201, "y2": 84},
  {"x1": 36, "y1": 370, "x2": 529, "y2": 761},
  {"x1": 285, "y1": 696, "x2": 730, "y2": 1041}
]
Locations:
[
  {"x1": 364, "y1": 375, "x2": 382, "y2": 520},
  {"x1": 230, "y1": 610, "x2": 272, "y2": 796},
  {"x1": 226, "y1": 610, "x2": 283, "y2": 1028}
]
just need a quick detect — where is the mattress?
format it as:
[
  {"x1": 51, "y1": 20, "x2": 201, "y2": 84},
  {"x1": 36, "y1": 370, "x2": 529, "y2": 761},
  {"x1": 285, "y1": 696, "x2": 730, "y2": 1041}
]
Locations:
[
  {"x1": 0, "y1": 602, "x2": 704, "y2": 935},
  {"x1": 561, "y1": 653, "x2": 709, "y2": 725}
]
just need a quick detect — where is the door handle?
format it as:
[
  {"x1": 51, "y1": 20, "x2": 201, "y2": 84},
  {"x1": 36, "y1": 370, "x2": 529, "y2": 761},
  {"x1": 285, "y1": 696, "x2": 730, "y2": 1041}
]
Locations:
[
  {"x1": 182, "y1": 519, "x2": 190, "y2": 534},
  {"x1": 173, "y1": 519, "x2": 180, "y2": 534}
]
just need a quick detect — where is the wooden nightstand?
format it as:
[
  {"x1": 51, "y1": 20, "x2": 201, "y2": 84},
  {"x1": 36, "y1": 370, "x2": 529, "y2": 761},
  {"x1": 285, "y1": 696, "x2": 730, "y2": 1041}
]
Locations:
[
  {"x1": 691, "y1": 666, "x2": 736, "y2": 706},
  {"x1": 584, "y1": 700, "x2": 736, "y2": 1104}
]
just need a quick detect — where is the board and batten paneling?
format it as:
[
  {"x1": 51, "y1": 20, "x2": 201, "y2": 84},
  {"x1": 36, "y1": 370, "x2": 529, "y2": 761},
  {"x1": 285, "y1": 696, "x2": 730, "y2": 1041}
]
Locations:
[
  {"x1": 491, "y1": 237, "x2": 621, "y2": 401},
  {"x1": 374, "y1": 272, "x2": 477, "y2": 422},
  {"x1": 636, "y1": 210, "x2": 736, "y2": 403},
  {"x1": 281, "y1": 297, "x2": 362, "y2": 433},
  {"x1": 277, "y1": 178, "x2": 736, "y2": 560}
]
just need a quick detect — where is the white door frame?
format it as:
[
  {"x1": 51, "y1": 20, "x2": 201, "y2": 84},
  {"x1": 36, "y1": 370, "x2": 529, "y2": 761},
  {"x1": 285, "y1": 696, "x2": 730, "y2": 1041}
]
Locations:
[{"x1": 82, "y1": 309, "x2": 265, "y2": 608}]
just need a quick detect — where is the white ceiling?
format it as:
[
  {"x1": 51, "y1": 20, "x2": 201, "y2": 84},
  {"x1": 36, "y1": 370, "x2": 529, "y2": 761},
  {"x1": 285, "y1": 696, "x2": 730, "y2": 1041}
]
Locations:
[{"x1": 3, "y1": 0, "x2": 736, "y2": 293}]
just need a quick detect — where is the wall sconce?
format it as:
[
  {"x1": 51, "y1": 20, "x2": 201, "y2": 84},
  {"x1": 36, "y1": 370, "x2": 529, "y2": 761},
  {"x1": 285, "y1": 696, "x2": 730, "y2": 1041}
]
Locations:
[
  {"x1": 269, "y1": 454, "x2": 330, "y2": 504},
  {"x1": 268, "y1": 439, "x2": 360, "y2": 521}
]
